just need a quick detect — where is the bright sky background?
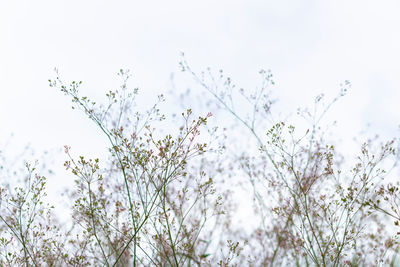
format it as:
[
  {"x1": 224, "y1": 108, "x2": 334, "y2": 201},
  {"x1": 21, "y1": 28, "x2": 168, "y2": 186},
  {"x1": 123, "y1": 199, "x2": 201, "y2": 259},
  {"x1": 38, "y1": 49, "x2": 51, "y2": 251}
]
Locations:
[{"x1": 1, "y1": 0, "x2": 399, "y2": 219}]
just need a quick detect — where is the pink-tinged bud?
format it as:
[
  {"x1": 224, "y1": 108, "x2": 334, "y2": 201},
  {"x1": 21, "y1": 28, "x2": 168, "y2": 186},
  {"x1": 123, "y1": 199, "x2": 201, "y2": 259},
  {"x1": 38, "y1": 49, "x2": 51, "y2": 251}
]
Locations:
[{"x1": 64, "y1": 145, "x2": 70, "y2": 153}]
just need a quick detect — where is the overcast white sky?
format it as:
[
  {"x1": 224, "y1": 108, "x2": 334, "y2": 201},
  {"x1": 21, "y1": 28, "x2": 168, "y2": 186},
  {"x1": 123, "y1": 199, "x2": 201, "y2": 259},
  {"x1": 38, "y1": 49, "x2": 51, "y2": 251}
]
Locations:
[{"x1": 1, "y1": 1, "x2": 399, "y2": 213}]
